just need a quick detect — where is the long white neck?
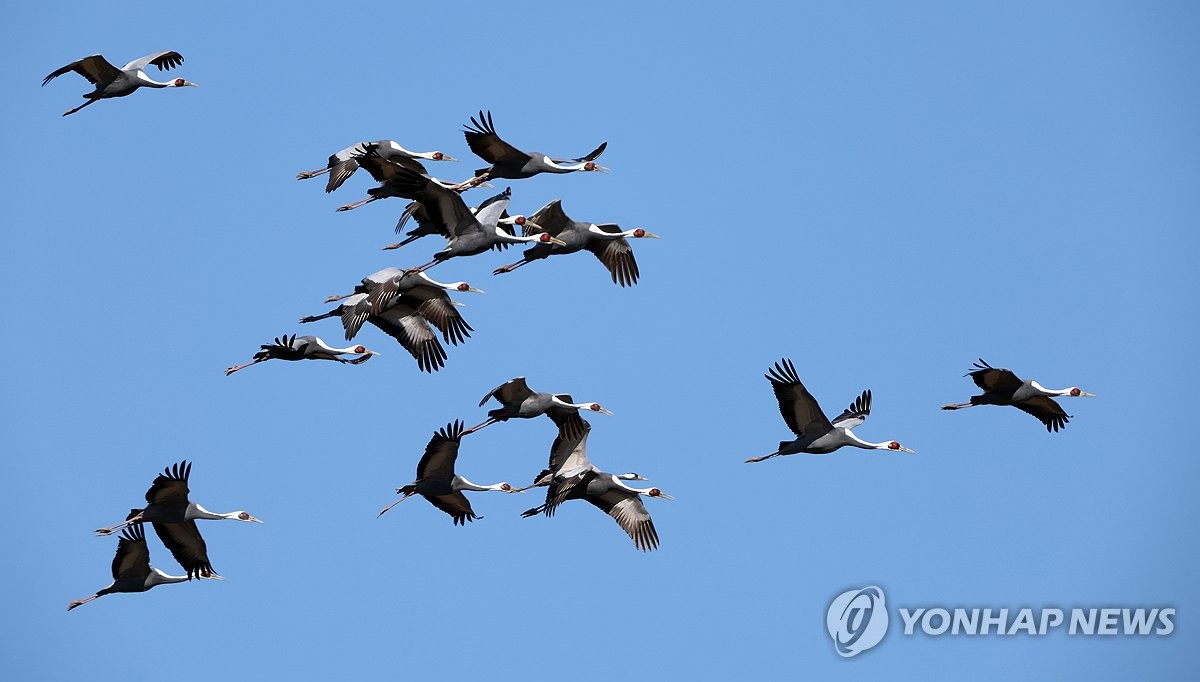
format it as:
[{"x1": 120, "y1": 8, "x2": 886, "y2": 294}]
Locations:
[
  {"x1": 135, "y1": 71, "x2": 174, "y2": 88},
  {"x1": 493, "y1": 227, "x2": 546, "y2": 244},
  {"x1": 1030, "y1": 380, "x2": 1072, "y2": 397},
  {"x1": 191, "y1": 503, "x2": 241, "y2": 521},
  {"x1": 311, "y1": 338, "x2": 362, "y2": 355},
  {"x1": 415, "y1": 271, "x2": 455, "y2": 291},
  {"x1": 148, "y1": 568, "x2": 190, "y2": 586},
  {"x1": 586, "y1": 224, "x2": 636, "y2": 239},
  {"x1": 843, "y1": 429, "x2": 892, "y2": 451},
  {"x1": 454, "y1": 476, "x2": 508, "y2": 492},
  {"x1": 540, "y1": 156, "x2": 588, "y2": 171}
]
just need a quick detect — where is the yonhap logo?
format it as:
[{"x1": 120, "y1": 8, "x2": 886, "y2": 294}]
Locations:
[{"x1": 827, "y1": 586, "x2": 889, "y2": 657}]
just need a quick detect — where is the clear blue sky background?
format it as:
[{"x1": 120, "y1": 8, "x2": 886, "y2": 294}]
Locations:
[{"x1": 3, "y1": 1, "x2": 1197, "y2": 679}]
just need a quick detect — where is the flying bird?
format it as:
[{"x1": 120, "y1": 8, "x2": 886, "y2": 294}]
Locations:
[
  {"x1": 42, "y1": 51, "x2": 196, "y2": 116},
  {"x1": 333, "y1": 145, "x2": 479, "y2": 212},
  {"x1": 519, "y1": 420, "x2": 670, "y2": 552},
  {"x1": 323, "y1": 267, "x2": 482, "y2": 341},
  {"x1": 462, "y1": 110, "x2": 607, "y2": 185},
  {"x1": 68, "y1": 523, "x2": 198, "y2": 611},
  {"x1": 224, "y1": 333, "x2": 377, "y2": 375},
  {"x1": 343, "y1": 165, "x2": 565, "y2": 270},
  {"x1": 300, "y1": 292, "x2": 448, "y2": 373},
  {"x1": 492, "y1": 199, "x2": 659, "y2": 287},
  {"x1": 467, "y1": 376, "x2": 612, "y2": 439},
  {"x1": 94, "y1": 461, "x2": 262, "y2": 579},
  {"x1": 942, "y1": 359, "x2": 1094, "y2": 432},
  {"x1": 378, "y1": 420, "x2": 517, "y2": 525},
  {"x1": 386, "y1": 185, "x2": 513, "y2": 251},
  {"x1": 297, "y1": 140, "x2": 457, "y2": 193},
  {"x1": 746, "y1": 359, "x2": 915, "y2": 463}
]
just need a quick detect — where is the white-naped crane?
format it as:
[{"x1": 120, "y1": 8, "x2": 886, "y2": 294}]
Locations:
[
  {"x1": 519, "y1": 420, "x2": 671, "y2": 552},
  {"x1": 467, "y1": 376, "x2": 612, "y2": 439},
  {"x1": 42, "y1": 51, "x2": 196, "y2": 116},
  {"x1": 492, "y1": 199, "x2": 659, "y2": 287},
  {"x1": 334, "y1": 145, "x2": 480, "y2": 212},
  {"x1": 224, "y1": 333, "x2": 378, "y2": 376},
  {"x1": 942, "y1": 359, "x2": 1095, "y2": 432},
  {"x1": 297, "y1": 140, "x2": 458, "y2": 193},
  {"x1": 69, "y1": 523, "x2": 200, "y2": 611},
  {"x1": 387, "y1": 185, "x2": 513, "y2": 251},
  {"x1": 461, "y1": 110, "x2": 607, "y2": 186},
  {"x1": 348, "y1": 164, "x2": 565, "y2": 270},
  {"x1": 94, "y1": 461, "x2": 262, "y2": 579},
  {"x1": 378, "y1": 420, "x2": 519, "y2": 525},
  {"x1": 746, "y1": 359, "x2": 916, "y2": 463},
  {"x1": 322, "y1": 267, "x2": 483, "y2": 339},
  {"x1": 299, "y1": 293, "x2": 447, "y2": 373}
]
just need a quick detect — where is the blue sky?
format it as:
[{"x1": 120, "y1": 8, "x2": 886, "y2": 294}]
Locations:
[{"x1": 3, "y1": 1, "x2": 1198, "y2": 679}]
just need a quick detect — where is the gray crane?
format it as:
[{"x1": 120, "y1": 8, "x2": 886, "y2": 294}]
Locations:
[
  {"x1": 378, "y1": 420, "x2": 518, "y2": 525},
  {"x1": 322, "y1": 267, "x2": 483, "y2": 342},
  {"x1": 492, "y1": 199, "x2": 660, "y2": 287},
  {"x1": 345, "y1": 163, "x2": 565, "y2": 270},
  {"x1": 299, "y1": 292, "x2": 448, "y2": 373},
  {"x1": 334, "y1": 145, "x2": 480, "y2": 212},
  {"x1": 511, "y1": 418, "x2": 647, "y2": 494},
  {"x1": 385, "y1": 185, "x2": 514, "y2": 251},
  {"x1": 746, "y1": 358, "x2": 916, "y2": 463},
  {"x1": 461, "y1": 110, "x2": 608, "y2": 187},
  {"x1": 297, "y1": 140, "x2": 458, "y2": 193},
  {"x1": 942, "y1": 359, "x2": 1095, "y2": 432},
  {"x1": 68, "y1": 523, "x2": 198, "y2": 611},
  {"x1": 519, "y1": 420, "x2": 671, "y2": 552},
  {"x1": 224, "y1": 333, "x2": 377, "y2": 376},
  {"x1": 94, "y1": 461, "x2": 262, "y2": 579},
  {"x1": 42, "y1": 51, "x2": 196, "y2": 116},
  {"x1": 467, "y1": 376, "x2": 613, "y2": 439}
]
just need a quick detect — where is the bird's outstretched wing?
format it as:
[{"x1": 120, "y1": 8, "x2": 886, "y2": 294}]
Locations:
[
  {"x1": 548, "y1": 419, "x2": 592, "y2": 474},
  {"x1": 586, "y1": 488, "x2": 660, "y2": 552},
  {"x1": 111, "y1": 524, "x2": 152, "y2": 582},
  {"x1": 463, "y1": 110, "x2": 530, "y2": 168},
  {"x1": 550, "y1": 140, "x2": 608, "y2": 164},
  {"x1": 831, "y1": 390, "x2": 872, "y2": 430},
  {"x1": 525, "y1": 199, "x2": 572, "y2": 237},
  {"x1": 1015, "y1": 396, "x2": 1071, "y2": 432},
  {"x1": 424, "y1": 491, "x2": 479, "y2": 526},
  {"x1": 967, "y1": 359, "x2": 1023, "y2": 394},
  {"x1": 546, "y1": 402, "x2": 589, "y2": 442},
  {"x1": 404, "y1": 287, "x2": 473, "y2": 346},
  {"x1": 369, "y1": 300, "x2": 447, "y2": 373},
  {"x1": 337, "y1": 293, "x2": 372, "y2": 340},
  {"x1": 416, "y1": 420, "x2": 465, "y2": 481},
  {"x1": 152, "y1": 520, "x2": 216, "y2": 579},
  {"x1": 353, "y1": 144, "x2": 430, "y2": 183},
  {"x1": 43, "y1": 54, "x2": 121, "y2": 86},
  {"x1": 121, "y1": 51, "x2": 185, "y2": 73},
  {"x1": 765, "y1": 358, "x2": 833, "y2": 437},
  {"x1": 479, "y1": 377, "x2": 533, "y2": 407},
  {"x1": 585, "y1": 234, "x2": 640, "y2": 287},
  {"x1": 145, "y1": 461, "x2": 191, "y2": 506}
]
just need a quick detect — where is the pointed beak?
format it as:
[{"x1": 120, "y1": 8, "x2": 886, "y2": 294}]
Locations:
[
  {"x1": 522, "y1": 220, "x2": 544, "y2": 232},
  {"x1": 591, "y1": 164, "x2": 609, "y2": 173},
  {"x1": 640, "y1": 230, "x2": 661, "y2": 239},
  {"x1": 467, "y1": 286, "x2": 486, "y2": 294},
  {"x1": 656, "y1": 492, "x2": 675, "y2": 501},
  {"x1": 548, "y1": 236, "x2": 567, "y2": 246},
  {"x1": 248, "y1": 516, "x2": 264, "y2": 523},
  {"x1": 186, "y1": 81, "x2": 199, "y2": 87},
  {"x1": 598, "y1": 407, "x2": 615, "y2": 416},
  {"x1": 1080, "y1": 391, "x2": 1096, "y2": 397},
  {"x1": 442, "y1": 155, "x2": 459, "y2": 162},
  {"x1": 900, "y1": 446, "x2": 916, "y2": 454}
]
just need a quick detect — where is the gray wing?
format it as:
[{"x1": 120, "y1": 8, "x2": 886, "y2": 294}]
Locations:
[
  {"x1": 527, "y1": 199, "x2": 571, "y2": 237},
  {"x1": 111, "y1": 524, "x2": 152, "y2": 582},
  {"x1": 586, "y1": 487, "x2": 659, "y2": 552},
  {"x1": 585, "y1": 236, "x2": 640, "y2": 287},
  {"x1": 416, "y1": 421, "x2": 465, "y2": 480},
  {"x1": 405, "y1": 287, "x2": 473, "y2": 346},
  {"x1": 369, "y1": 301, "x2": 447, "y2": 373},
  {"x1": 479, "y1": 377, "x2": 533, "y2": 407},
  {"x1": 339, "y1": 293, "x2": 372, "y2": 340},
  {"x1": 121, "y1": 51, "x2": 185, "y2": 72},
  {"x1": 830, "y1": 390, "x2": 871, "y2": 430},
  {"x1": 765, "y1": 358, "x2": 833, "y2": 437},
  {"x1": 550, "y1": 422, "x2": 592, "y2": 473},
  {"x1": 43, "y1": 54, "x2": 121, "y2": 86}
]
